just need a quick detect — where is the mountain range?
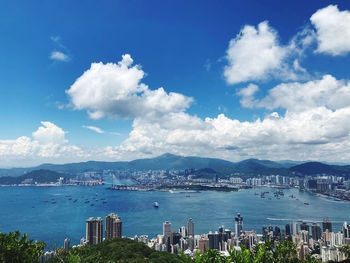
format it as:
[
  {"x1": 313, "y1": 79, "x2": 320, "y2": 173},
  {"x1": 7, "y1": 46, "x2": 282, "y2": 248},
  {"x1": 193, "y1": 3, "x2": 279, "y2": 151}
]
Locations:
[{"x1": 0, "y1": 153, "x2": 350, "y2": 178}]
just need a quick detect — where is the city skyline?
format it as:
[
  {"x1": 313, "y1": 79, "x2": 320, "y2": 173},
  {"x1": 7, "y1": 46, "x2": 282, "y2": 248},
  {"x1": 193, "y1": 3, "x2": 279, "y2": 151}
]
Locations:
[{"x1": 2, "y1": 1, "x2": 350, "y2": 167}]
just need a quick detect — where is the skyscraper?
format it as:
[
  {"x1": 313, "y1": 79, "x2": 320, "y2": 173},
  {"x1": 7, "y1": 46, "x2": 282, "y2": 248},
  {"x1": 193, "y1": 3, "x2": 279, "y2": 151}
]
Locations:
[
  {"x1": 163, "y1": 221, "x2": 172, "y2": 237},
  {"x1": 343, "y1": 222, "x2": 350, "y2": 238},
  {"x1": 86, "y1": 217, "x2": 103, "y2": 245},
  {"x1": 300, "y1": 222, "x2": 309, "y2": 232},
  {"x1": 292, "y1": 222, "x2": 298, "y2": 235},
  {"x1": 105, "y1": 213, "x2": 122, "y2": 239},
  {"x1": 64, "y1": 238, "x2": 70, "y2": 252},
  {"x1": 188, "y1": 218, "x2": 194, "y2": 237},
  {"x1": 235, "y1": 213, "x2": 243, "y2": 237},
  {"x1": 163, "y1": 221, "x2": 172, "y2": 252},
  {"x1": 323, "y1": 217, "x2": 332, "y2": 233},
  {"x1": 285, "y1": 224, "x2": 291, "y2": 236},
  {"x1": 312, "y1": 222, "x2": 322, "y2": 241}
]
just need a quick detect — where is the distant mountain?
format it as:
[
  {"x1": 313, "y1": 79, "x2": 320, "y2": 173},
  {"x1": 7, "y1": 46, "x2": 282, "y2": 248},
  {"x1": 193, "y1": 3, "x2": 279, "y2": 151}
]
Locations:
[
  {"x1": 1, "y1": 153, "x2": 350, "y2": 178},
  {"x1": 290, "y1": 162, "x2": 350, "y2": 176},
  {"x1": 0, "y1": 169, "x2": 70, "y2": 185}
]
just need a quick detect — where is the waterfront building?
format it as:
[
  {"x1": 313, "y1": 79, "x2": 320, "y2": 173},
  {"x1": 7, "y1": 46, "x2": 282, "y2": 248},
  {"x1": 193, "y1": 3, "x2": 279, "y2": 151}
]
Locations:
[
  {"x1": 64, "y1": 238, "x2": 70, "y2": 252},
  {"x1": 292, "y1": 222, "x2": 299, "y2": 235},
  {"x1": 105, "y1": 213, "x2": 122, "y2": 239},
  {"x1": 179, "y1": 226, "x2": 187, "y2": 237},
  {"x1": 235, "y1": 213, "x2": 243, "y2": 237},
  {"x1": 285, "y1": 224, "x2": 291, "y2": 236},
  {"x1": 323, "y1": 217, "x2": 332, "y2": 233},
  {"x1": 300, "y1": 222, "x2": 309, "y2": 232},
  {"x1": 342, "y1": 222, "x2": 348, "y2": 235},
  {"x1": 188, "y1": 218, "x2": 194, "y2": 237},
  {"x1": 312, "y1": 223, "x2": 322, "y2": 241},
  {"x1": 163, "y1": 221, "x2": 172, "y2": 252},
  {"x1": 86, "y1": 217, "x2": 103, "y2": 245}
]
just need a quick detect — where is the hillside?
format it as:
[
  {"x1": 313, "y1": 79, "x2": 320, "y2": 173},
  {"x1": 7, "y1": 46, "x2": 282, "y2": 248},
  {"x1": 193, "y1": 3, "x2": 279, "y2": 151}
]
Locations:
[
  {"x1": 0, "y1": 169, "x2": 70, "y2": 185},
  {"x1": 47, "y1": 238, "x2": 185, "y2": 263},
  {"x1": 1, "y1": 154, "x2": 350, "y2": 178},
  {"x1": 290, "y1": 162, "x2": 348, "y2": 175}
]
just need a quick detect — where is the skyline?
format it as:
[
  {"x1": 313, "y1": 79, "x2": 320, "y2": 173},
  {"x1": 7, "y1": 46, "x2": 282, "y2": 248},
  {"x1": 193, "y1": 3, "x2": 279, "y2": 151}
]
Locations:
[{"x1": 2, "y1": 1, "x2": 350, "y2": 167}]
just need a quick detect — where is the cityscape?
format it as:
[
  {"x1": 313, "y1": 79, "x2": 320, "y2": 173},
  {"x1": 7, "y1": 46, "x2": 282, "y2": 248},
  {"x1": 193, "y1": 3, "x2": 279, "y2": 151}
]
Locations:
[
  {"x1": 39, "y1": 213, "x2": 350, "y2": 262},
  {"x1": 2, "y1": 0, "x2": 350, "y2": 262}
]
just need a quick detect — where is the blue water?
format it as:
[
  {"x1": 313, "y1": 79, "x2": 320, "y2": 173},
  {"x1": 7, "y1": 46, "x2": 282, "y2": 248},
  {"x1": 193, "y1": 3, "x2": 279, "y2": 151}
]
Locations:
[{"x1": 0, "y1": 186, "x2": 349, "y2": 249}]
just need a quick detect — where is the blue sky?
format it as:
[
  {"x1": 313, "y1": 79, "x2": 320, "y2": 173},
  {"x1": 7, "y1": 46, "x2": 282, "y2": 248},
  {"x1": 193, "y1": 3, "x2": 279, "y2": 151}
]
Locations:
[{"x1": 1, "y1": 0, "x2": 350, "y2": 167}]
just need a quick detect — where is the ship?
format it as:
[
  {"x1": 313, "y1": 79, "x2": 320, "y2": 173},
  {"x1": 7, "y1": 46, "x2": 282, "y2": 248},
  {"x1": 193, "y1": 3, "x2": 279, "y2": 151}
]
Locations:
[{"x1": 153, "y1": 202, "x2": 159, "y2": 208}]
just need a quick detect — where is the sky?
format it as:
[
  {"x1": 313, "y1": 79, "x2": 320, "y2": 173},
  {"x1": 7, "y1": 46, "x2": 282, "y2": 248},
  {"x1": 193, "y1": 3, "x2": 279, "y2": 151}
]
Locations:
[{"x1": 1, "y1": 0, "x2": 350, "y2": 167}]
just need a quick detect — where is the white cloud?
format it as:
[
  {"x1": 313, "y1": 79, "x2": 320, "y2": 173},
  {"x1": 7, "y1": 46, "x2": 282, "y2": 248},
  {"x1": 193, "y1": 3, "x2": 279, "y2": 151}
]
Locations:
[
  {"x1": 224, "y1": 21, "x2": 289, "y2": 84},
  {"x1": 49, "y1": 51, "x2": 70, "y2": 62},
  {"x1": 66, "y1": 54, "x2": 193, "y2": 120},
  {"x1": 82, "y1": 125, "x2": 105, "y2": 134},
  {"x1": 238, "y1": 75, "x2": 350, "y2": 112},
  {"x1": 311, "y1": 5, "x2": 350, "y2": 56},
  {"x1": 32, "y1": 121, "x2": 67, "y2": 145},
  {"x1": 237, "y1": 84, "x2": 259, "y2": 108}
]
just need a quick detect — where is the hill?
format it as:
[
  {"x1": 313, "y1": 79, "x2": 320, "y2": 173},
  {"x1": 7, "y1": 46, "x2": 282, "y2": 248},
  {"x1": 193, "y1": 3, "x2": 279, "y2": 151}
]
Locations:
[
  {"x1": 290, "y1": 162, "x2": 349, "y2": 176},
  {"x1": 47, "y1": 238, "x2": 185, "y2": 263},
  {"x1": 0, "y1": 169, "x2": 70, "y2": 185},
  {"x1": 1, "y1": 154, "x2": 350, "y2": 179}
]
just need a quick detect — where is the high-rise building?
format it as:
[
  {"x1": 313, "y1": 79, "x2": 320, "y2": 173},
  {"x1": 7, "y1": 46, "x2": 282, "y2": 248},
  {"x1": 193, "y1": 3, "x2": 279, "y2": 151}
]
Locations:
[
  {"x1": 86, "y1": 217, "x2": 103, "y2": 245},
  {"x1": 179, "y1": 226, "x2": 187, "y2": 237},
  {"x1": 188, "y1": 218, "x2": 194, "y2": 237},
  {"x1": 198, "y1": 237, "x2": 209, "y2": 254},
  {"x1": 163, "y1": 221, "x2": 172, "y2": 252},
  {"x1": 323, "y1": 217, "x2": 332, "y2": 233},
  {"x1": 285, "y1": 224, "x2": 291, "y2": 236},
  {"x1": 235, "y1": 213, "x2": 243, "y2": 237},
  {"x1": 343, "y1": 222, "x2": 350, "y2": 238},
  {"x1": 312, "y1": 223, "x2": 322, "y2": 241},
  {"x1": 163, "y1": 221, "x2": 172, "y2": 237},
  {"x1": 105, "y1": 213, "x2": 122, "y2": 239},
  {"x1": 292, "y1": 222, "x2": 299, "y2": 235},
  {"x1": 64, "y1": 238, "x2": 70, "y2": 252},
  {"x1": 300, "y1": 222, "x2": 309, "y2": 232}
]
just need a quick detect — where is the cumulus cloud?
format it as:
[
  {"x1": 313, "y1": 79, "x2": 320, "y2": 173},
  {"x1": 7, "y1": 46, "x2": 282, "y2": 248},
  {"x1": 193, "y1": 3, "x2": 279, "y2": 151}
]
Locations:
[
  {"x1": 49, "y1": 51, "x2": 70, "y2": 62},
  {"x1": 82, "y1": 125, "x2": 105, "y2": 134},
  {"x1": 311, "y1": 5, "x2": 350, "y2": 56},
  {"x1": 237, "y1": 84, "x2": 259, "y2": 108},
  {"x1": 32, "y1": 121, "x2": 67, "y2": 145},
  {"x1": 224, "y1": 21, "x2": 289, "y2": 84},
  {"x1": 238, "y1": 75, "x2": 350, "y2": 112},
  {"x1": 66, "y1": 54, "x2": 193, "y2": 120}
]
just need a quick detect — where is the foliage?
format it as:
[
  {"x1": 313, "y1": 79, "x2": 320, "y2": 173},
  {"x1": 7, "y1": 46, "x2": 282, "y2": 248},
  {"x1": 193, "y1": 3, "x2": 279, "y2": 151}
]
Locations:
[
  {"x1": 47, "y1": 238, "x2": 324, "y2": 263},
  {"x1": 47, "y1": 238, "x2": 185, "y2": 263},
  {"x1": 340, "y1": 245, "x2": 350, "y2": 259},
  {"x1": 0, "y1": 230, "x2": 46, "y2": 263}
]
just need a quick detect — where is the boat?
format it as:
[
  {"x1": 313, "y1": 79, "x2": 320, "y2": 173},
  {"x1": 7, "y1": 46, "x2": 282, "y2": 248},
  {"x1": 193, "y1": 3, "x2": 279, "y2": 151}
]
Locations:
[
  {"x1": 73, "y1": 199, "x2": 78, "y2": 203},
  {"x1": 68, "y1": 198, "x2": 72, "y2": 200},
  {"x1": 169, "y1": 190, "x2": 174, "y2": 194},
  {"x1": 153, "y1": 202, "x2": 159, "y2": 208},
  {"x1": 90, "y1": 204, "x2": 94, "y2": 206},
  {"x1": 304, "y1": 202, "x2": 309, "y2": 205}
]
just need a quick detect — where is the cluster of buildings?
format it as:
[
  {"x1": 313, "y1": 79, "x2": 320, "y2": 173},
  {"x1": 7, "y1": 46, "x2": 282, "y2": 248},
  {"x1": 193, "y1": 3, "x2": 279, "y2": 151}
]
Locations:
[
  {"x1": 131, "y1": 214, "x2": 349, "y2": 262},
  {"x1": 39, "y1": 211, "x2": 350, "y2": 263}
]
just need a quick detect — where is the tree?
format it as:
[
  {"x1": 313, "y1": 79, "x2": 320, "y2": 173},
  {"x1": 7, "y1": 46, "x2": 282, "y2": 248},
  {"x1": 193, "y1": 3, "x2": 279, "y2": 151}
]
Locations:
[{"x1": 0, "y1": 230, "x2": 46, "y2": 263}]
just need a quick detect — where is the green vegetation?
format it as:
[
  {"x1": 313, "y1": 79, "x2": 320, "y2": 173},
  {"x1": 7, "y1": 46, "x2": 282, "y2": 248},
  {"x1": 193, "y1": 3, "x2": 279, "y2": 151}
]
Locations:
[
  {"x1": 0, "y1": 169, "x2": 70, "y2": 185},
  {"x1": 0, "y1": 231, "x2": 45, "y2": 263},
  {"x1": 47, "y1": 238, "x2": 184, "y2": 263},
  {"x1": 157, "y1": 184, "x2": 239, "y2": 192},
  {"x1": 47, "y1": 239, "x2": 325, "y2": 263}
]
